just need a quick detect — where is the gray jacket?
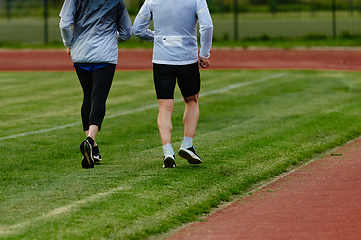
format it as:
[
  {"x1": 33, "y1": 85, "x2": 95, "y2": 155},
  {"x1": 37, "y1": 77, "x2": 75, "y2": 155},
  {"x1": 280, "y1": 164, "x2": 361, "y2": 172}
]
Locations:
[
  {"x1": 132, "y1": 0, "x2": 213, "y2": 65},
  {"x1": 59, "y1": 0, "x2": 132, "y2": 64}
]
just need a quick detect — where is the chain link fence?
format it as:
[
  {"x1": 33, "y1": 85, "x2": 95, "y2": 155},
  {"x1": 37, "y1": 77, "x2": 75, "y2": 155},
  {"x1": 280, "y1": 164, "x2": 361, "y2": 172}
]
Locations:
[{"x1": 0, "y1": 0, "x2": 361, "y2": 45}]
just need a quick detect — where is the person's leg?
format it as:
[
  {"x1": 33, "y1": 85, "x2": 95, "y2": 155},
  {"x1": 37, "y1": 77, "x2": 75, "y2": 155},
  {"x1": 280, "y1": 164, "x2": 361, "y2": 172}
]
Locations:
[
  {"x1": 86, "y1": 64, "x2": 115, "y2": 163},
  {"x1": 89, "y1": 64, "x2": 116, "y2": 134},
  {"x1": 76, "y1": 67, "x2": 96, "y2": 168},
  {"x1": 76, "y1": 67, "x2": 92, "y2": 133},
  {"x1": 183, "y1": 92, "x2": 199, "y2": 139},
  {"x1": 157, "y1": 99, "x2": 174, "y2": 146},
  {"x1": 86, "y1": 125, "x2": 99, "y2": 142},
  {"x1": 176, "y1": 62, "x2": 200, "y2": 140},
  {"x1": 176, "y1": 63, "x2": 202, "y2": 164},
  {"x1": 77, "y1": 64, "x2": 115, "y2": 168},
  {"x1": 153, "y1": 63, "x2": 177, "y2": 168},
  {"x1": 158, "y1": 99, "x2": 176, "y2": 168},
  {"x1": 178, "y1": 92, "x2": 202, "y2": 164}
]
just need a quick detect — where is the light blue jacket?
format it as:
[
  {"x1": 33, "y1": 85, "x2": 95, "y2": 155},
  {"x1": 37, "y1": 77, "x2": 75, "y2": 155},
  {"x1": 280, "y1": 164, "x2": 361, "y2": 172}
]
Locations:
[
  {"x1": 132, "y1": 0, "x2": 213, "y2": 65},
  {"x1": 59, "y1": 0, "x2": 132, "y2": 64}
]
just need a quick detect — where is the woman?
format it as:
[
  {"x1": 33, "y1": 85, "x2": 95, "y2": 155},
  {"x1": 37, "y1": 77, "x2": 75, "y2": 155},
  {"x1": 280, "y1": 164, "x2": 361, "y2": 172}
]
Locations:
[{"x1": 59, "y1": 0, "x2": 132, "y2": 168}]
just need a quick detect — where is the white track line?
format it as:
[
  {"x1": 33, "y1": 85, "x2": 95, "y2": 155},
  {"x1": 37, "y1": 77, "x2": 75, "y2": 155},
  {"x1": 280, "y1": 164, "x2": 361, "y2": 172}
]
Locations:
[
  {"x1": 0, "y1": 185, "x2": 129, "y2": 235},
  {"x1": 0, "y1": 73, "x2": 286, "y2": 236},
  {"x1": 0, "y1": 122, "x2": 80, "y2": 140},
  {"x1": 1, "y1": 73, "x2": 285, "y2": 141},
  {"x1": 199, "y1": 73, "x2": 285, "y2": 97}
]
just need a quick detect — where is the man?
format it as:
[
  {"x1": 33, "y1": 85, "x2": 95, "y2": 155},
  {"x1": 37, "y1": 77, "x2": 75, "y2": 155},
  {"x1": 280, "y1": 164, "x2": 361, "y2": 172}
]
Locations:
[
  {"x1": 132, "y1": 0, "x2": 213, "y2": 168},
  {"x1": 59, "y1": 0, "x2": 132, "y2": 168}
]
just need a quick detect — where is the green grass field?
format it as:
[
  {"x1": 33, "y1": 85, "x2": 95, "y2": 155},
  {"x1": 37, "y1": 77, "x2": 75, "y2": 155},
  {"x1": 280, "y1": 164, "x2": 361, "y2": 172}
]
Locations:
[{"x1": 1, "y1": 69, "x2": 361, "y2": 239}]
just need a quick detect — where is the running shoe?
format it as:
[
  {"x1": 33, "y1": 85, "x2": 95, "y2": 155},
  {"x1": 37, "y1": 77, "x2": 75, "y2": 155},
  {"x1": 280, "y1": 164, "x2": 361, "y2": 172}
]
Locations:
[
  {"x1": 93, "y1": 154, "x2": 102, "y2": 163},
  {"x1": 163, "y1": 155, "x2": 176, "y2": 168},
  {"x1": 80, "y1": 137, "x2": 94, "y2": 168},
  {"x1": 178, "y1": 146, "x2": 202, "y2": 164},
  {"x1": 82, "y1": 155, "x2": 101, "y2": 165},
  {"x1": 93, "y1": 146, "x2": 102, "y2": 163}
]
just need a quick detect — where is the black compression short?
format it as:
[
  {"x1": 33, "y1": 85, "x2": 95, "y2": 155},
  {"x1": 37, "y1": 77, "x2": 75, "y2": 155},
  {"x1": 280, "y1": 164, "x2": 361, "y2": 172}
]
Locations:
[{"x1": 153, "y1": 62, "x2": 200, "y2": 99}]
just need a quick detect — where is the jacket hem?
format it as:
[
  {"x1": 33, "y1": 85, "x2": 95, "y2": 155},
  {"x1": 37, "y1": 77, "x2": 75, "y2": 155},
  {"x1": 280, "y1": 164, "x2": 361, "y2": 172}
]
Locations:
[{"x1": 152, "y1": 59, "x2": 198, "y2": 65}]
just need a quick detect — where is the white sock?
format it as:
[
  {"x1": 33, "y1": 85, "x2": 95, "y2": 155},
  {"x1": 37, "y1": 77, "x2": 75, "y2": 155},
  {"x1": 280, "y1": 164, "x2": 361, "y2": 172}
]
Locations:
[
  {"x1": 163, "y1": 143, "x2": 174, "y2": 157},
  {"x1": 181, "y1": 136, "x2": 193, "y2": 149}
]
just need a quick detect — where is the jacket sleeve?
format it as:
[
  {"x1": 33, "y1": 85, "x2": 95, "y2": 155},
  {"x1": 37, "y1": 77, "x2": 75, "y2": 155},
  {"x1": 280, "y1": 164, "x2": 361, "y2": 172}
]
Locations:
[
  {"x1": 132, "y1": 0, "x2": 154, "y2": 42},
  {"x1": 59, "y1": 0, "x2": 75, "y2": 48},
  {"x1": 117, "y1": 2, "x2": 132, "y2": 42},
  {"x1": 197, "y1": 0, "x2": 213, "y2": 59}
]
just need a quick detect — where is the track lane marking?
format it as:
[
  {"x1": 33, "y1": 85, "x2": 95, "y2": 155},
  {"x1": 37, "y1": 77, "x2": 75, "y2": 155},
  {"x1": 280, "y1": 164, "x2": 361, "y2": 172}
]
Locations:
[{"x1": 0, "y1": 73, "x2": 285, "y2": 141}]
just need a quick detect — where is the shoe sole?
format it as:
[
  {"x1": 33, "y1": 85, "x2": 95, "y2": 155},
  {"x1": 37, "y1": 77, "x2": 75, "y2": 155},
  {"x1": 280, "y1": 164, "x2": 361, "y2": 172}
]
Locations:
[
  {"x1": 178, "y1": 149, "x2": 202, "y2": 164},
  {"x1": 163, "y1": 156, "x2": 176, "y2": 168},
  {"x1": 80, "y1": 140, "x2": 94, "y2": 169}
]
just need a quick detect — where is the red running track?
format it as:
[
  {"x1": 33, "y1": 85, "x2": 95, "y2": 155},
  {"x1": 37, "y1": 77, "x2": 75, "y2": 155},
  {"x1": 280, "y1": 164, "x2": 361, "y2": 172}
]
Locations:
[
  {"x1": 1, "y1": 48, "x2": 361, "y2": 71},
  {"x1": 168, "y1": 138, "x2": 361, "y2": 240}
]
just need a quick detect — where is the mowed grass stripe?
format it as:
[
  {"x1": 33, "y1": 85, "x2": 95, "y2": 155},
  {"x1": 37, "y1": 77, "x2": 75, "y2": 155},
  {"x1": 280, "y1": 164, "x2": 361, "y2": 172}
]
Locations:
[
  {"x1": 1, "y1": 70, "x2": 361, "y2": 239},
  {"x1": 0, "y1": 73, "x2": 284, "y2": 141},
  {"x1": 0, "y1": 185, "x2": 130, "y2": 236}
]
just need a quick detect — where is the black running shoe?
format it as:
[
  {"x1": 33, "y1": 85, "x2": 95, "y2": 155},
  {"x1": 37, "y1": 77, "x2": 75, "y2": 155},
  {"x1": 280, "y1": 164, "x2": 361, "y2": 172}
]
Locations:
[
  {"x1": 80, "y1": 137, "x2": 94, "y2": 168},
  {"x1": 178, "y1": 146, "x2": 202, "y2": 164},
  {"x1": 93, "y1": 146, "x2": 102, "y2": 163},
  {"x1": 163, "y1": 155, "x2": 176, "y2": 168}
]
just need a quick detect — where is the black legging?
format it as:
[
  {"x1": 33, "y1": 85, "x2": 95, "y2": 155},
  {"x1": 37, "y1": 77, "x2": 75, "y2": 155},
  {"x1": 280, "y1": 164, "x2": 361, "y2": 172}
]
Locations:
[{"x1": 75, "y1": 64, "x2": 116, "y2": 131}]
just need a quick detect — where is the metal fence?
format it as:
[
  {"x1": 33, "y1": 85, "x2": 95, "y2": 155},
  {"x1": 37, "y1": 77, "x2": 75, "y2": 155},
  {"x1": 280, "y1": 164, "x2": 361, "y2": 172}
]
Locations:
[{"x1": 0, "y1": 0, "x2": 361, "y2": 45}]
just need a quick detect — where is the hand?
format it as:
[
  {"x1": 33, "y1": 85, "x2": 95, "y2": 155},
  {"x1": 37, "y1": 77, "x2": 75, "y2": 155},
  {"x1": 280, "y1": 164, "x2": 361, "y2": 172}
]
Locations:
[
  {"x1": 199, "y1": 57, "x2": 210, "y2": 69},
  {"x1": 66, "y1": 48, "x2": 71, "y2": 55}
]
